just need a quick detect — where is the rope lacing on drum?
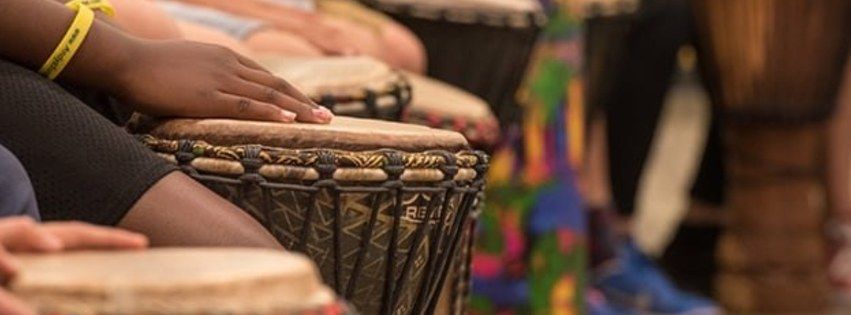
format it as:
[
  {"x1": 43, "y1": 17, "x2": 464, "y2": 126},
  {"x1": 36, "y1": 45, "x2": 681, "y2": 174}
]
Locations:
[
  {"x1": 472, "y1": 151, "x2": 489, "y2": 182},
  {"x1": 238, "y1": 145, "x2": 266, "y2": 184},
  {"x1": 431, "y1": 151, "x2": 458, "y2": 183},
  {"x1": 380, "y1": 150, "x2": 405, "y2": 182},
  {"x1": 175, "y1": 140, "x2": 197, "y2": 165},
  {"x1": 314, "y1": 150, "x2": 338, "y2": 180}
]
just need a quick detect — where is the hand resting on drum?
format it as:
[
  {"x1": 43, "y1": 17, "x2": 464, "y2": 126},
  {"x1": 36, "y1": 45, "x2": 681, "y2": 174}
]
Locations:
[
  {"x1": 0, "y1": 217, "x2": 148, "y2": 279},
  {"x1": 0, "y1": 217, "x2": 148, "y2": 315},
  {"x1": 114, "y1": 40, "x2": 334, "y2": 124},
  {"x1": 0, "y1": 0, "x2": 333, "y2": 124}
]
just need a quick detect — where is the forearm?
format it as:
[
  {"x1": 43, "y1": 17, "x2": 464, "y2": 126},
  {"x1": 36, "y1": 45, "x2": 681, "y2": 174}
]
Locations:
[{"x1": 0, "y1": 0, "x2": 137, "y2": 92}]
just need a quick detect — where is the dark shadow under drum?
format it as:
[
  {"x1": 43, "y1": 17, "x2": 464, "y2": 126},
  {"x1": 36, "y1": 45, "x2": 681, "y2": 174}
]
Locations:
[{"x1": 140, "y1": 137, "x2": 487, "y2": 315}]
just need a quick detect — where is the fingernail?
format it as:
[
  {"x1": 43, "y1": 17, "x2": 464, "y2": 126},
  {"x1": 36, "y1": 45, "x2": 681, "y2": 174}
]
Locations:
[
  {"x1": 312, "y1": 108, "x2": 334, "y2": 121},
  {"x1": 281, "y1": 110, "x2": 297, "y2": 122}
]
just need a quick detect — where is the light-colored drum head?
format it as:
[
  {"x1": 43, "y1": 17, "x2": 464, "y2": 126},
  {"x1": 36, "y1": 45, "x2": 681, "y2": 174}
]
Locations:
[
  {"x1": 134, "y1": 116, "x2": 469, "y2": 152},
  {"x1": 579, "y1": 0, "x2": 639, "y2": 17},
  {"x1": 10, "y1": 248, "x2": 336, "y2": 315},
  {"x1": 258, "y1": 56, "x2": 410, "y2": 117},
  {"x1": 368, "y1": 0, "x2": 544, "y2": 27},
  {"x1": 404, "y1": 73, "x2": 500, "y2": 147}
]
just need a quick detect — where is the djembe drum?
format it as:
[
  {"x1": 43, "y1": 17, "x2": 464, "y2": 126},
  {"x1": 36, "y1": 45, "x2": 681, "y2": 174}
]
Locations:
[
  {"x1": 360, "y1": 0, "x2": 546, "y2": 126},
  {"x1": 134, "y1": 117, "x2": 488, "y2": 315},
  {"x1": 258, "y1": 56, "x2": 412, "y2": 120},
  {"x1": 10, "y1": 248, "x2": 352, "y2": 315},
  {"x1": 583, "y1": 0, "x2": 638, "y2": 116},
  {"x1": 402, "y1": 72, "x2": 500, "y2": 151},
  {"x1": 691, "y1": 0, "x2": 851, "y2": 312}
]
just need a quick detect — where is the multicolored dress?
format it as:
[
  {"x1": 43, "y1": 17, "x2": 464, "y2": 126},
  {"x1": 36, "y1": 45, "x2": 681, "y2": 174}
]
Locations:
[{"x1": 470, "y1": 1, "x2": 588, "y2": 314}]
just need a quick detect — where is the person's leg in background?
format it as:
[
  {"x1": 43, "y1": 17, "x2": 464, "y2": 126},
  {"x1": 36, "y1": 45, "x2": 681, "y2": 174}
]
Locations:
[
  {"x1": 0, "y1": 144, "x2": 40, "y2": 220},
  {"x1": 0, "y1": 58, "x2": 282, "y2": 249},
  {"x1": 582, "y1": 0, "x2": 720, "y2": 313},
  {"x1": 659, "y1": 110, "x2": 725, "y2": 296}
]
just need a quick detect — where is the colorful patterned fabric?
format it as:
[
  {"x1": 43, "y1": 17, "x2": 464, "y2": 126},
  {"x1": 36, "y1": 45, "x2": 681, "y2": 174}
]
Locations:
[{"x1": 470, "y1": 1, "x2": 588, "y2": 314}]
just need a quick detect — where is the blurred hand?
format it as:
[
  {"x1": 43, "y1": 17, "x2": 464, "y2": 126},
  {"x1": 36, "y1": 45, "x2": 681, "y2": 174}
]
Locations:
[
  {"x1": 0, "y1": 217, "x2": 148, "y2": 315},
  {"x1": 115, "y1": 40, "x2": 334, "y2": 123},
  {"x1": 0, "y1": 217, "x2": 148, "y2": 280}
]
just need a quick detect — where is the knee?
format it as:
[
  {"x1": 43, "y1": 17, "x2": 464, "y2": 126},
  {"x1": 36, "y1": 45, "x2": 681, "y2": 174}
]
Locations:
[
  {"x1": 379, "y1": 23, "x2": 426, "y2": 73},
  {"x1": 0, "y1": 144, "x2": 40, "y2": 220}
]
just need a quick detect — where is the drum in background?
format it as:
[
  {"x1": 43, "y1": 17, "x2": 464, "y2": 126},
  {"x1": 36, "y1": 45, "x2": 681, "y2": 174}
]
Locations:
[
  {"x1": 360, "y1": 0, "x2": 546, "y2": 126},
  {"x1": 692, "y1": 0, "x2": 851, "y2": 122},
  {"x1": 134, "y1": 117, "x2": 488, "y2": 315},
  {"x1": 10, "y1": 248, "x2": 352, "y2": 315},
  {"x1": 691, "y1": 0, "x2": 851, "y2": 312},
  {"x1": 259, "y1": 56, "x2": 412, "y2": 120},
  {"x1": 402, "y1": 72, "x2": 500, "y2": 150},
  {"x1": 582, "y1": 0, "x2": 638, "y2": 116}
]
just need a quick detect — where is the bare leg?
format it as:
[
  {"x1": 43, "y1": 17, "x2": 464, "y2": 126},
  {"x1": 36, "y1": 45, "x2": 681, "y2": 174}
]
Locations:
[
  {"x1": 375, "y1": 21, "x2": 426, "y2": 73},
  {"x1": 118, "y1": 172, "x2": 281, "y2": 248}
]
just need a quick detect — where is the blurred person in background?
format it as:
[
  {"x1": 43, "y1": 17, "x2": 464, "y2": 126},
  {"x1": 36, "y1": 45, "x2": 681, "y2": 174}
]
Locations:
[
  {"x1": 156, "y1": 0, "x2": 426, "y2": 72},
  {"x1": 580, "y1": 0, "x2": 722, "y2": 313}
]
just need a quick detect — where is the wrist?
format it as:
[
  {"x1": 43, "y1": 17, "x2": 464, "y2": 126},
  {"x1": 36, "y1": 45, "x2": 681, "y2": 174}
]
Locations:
[{"x1": 101, "y1": 33, "x2": 144, "y2": 97}]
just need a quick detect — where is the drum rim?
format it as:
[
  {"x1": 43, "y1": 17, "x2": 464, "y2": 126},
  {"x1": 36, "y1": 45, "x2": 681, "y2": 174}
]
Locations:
[
  {"x1": 140, "y1": 135, "x2": 487, "y2": 183},
  {"x1": 362, "y1": 0, "x2": 547, "y2": 28}
]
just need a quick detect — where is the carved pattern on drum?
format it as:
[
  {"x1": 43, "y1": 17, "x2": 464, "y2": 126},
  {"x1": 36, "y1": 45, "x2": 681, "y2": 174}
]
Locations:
[{"x1": 139, "y1": 135, "x2": 488, "y2": 315}]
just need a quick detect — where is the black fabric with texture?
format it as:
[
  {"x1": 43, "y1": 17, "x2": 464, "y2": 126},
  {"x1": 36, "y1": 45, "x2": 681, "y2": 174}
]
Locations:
[{"x1": 0, "y1": 58, "x2": 176, "y2": 225}]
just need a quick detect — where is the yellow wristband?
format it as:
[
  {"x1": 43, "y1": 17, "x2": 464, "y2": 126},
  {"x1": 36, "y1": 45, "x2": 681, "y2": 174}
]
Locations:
[
  {"x1": 38, "y1": 4, "x2": 95, "y2": 80},
  {"x1": 66, "y1": 0, "x2": 116, "y2": 17}
]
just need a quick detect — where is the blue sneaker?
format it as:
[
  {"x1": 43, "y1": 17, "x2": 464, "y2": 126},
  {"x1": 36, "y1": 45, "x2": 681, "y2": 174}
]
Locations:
[
  {"x1": 588, "y1": 288, "x2": 638, "y2": 315},
  {"x1": 595, "y1": 241, "x2": 721, "y2": 315}
]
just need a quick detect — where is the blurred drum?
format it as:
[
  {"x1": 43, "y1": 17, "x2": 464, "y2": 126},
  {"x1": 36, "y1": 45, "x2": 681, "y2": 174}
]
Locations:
[
  {"x1": 692, "y1": 0, "x2": 851, "y2": 122},
  {"x1": 403, "y1": 72, "x2": 500, "y2": 150},
  {"x1": 10, "y1": 248, "x2": 352, "y2": 315},
  {"x1": 259, "y1": 56, "x2": 412, "y2": 120},
  {"x1": 691, "y1": 0, "x2": 851, "y2": 312},
  {"x1": 360, "y1": 0, "x2": 546, "y2": 125},
  {"x1": 134, "y1": 116, "x2": 488, "y2": 315},
  {"x1": 582, "y1": 0, "x2": 638, "y2": 115}
]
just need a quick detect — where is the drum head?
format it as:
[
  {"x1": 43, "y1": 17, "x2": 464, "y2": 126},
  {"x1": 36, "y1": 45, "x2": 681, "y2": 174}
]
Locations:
[
  {"x1": 259, "y1": 56, "x2": 405, "y2": 100},
  {"x1": 259, "y1": 56, "x2": 410, "y2": 118},
  {"x1": 366, "y1": 0, "x2": 544, "y2": 27},
  {"x1": 372, "y1": 0, "x2": 540, "y2": 15},
  {"x1": 579, "y1": 0, "x2": 639, "y2": 17},
  {"x1": 11, "y1": 248, "x2": 336, "y2": 314},
  {"x1": 404, "y1": 73, "x2": 500, "y2": 147},
  {"x1": 134, "y1": 116, "x2": 470, "y2": 152}
]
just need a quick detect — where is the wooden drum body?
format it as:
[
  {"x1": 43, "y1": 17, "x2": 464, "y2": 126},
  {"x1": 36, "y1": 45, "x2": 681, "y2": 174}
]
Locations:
[
  {"x1": 135, "y1": 117, "x2": 488, "y2": 315},
  {"x1": 360, "y1": 0, "x2": 546, "y2": 125},
  {"x1": 583, "y1": 0, "x2": 638, "y2": 115},
  {"x1": 10, "y1": 248, "x2": 351, "y2": 315},
  {"x1": 691, "y1": 0, "x2": 851, "y2": 312}
]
